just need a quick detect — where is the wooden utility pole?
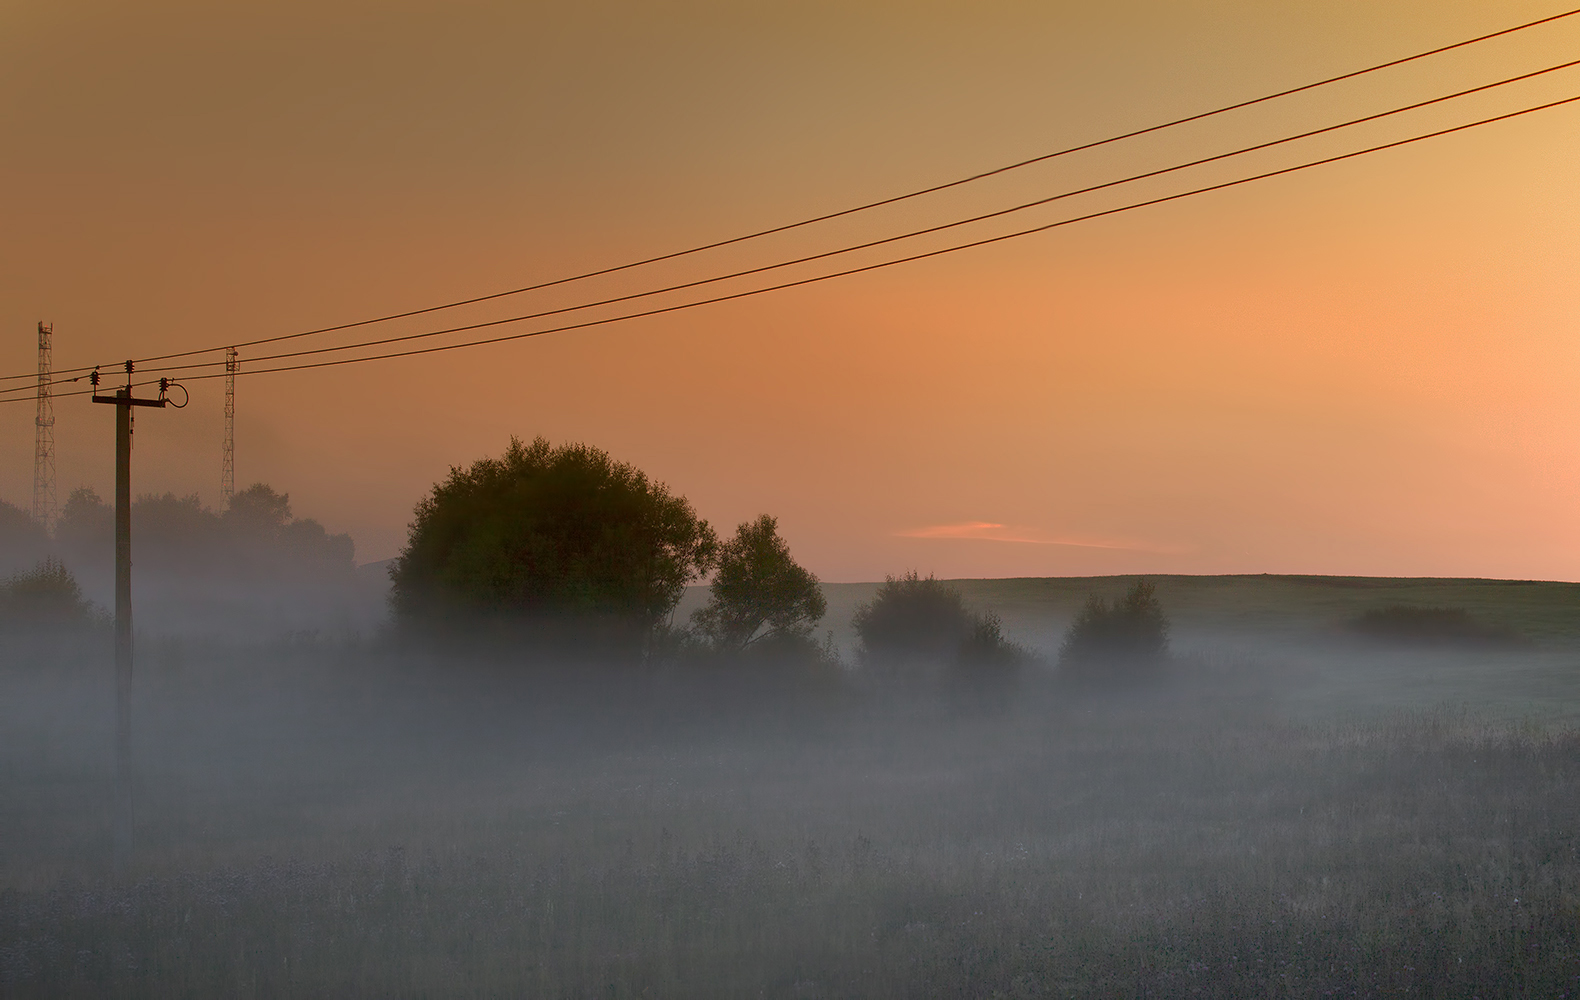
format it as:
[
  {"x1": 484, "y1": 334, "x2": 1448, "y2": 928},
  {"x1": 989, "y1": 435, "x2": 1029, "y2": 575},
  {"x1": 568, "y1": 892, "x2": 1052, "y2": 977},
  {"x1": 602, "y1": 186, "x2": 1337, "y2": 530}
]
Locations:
[{"x1": 91, "y1": 364, "x2": 169, "y2": 874}]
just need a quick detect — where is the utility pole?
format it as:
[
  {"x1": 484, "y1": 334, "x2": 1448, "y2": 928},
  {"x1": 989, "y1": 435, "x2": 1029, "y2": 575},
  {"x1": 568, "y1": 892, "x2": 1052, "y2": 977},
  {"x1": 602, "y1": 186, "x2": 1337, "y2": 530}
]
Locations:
[
  {"x1": 91, "y1": 362, "x2": 170, "y2": 874},
  {"x1": 32, "y1": 322, "x2": 56, "y2": 528},
  {"x1": 221, "y1": 347, "x2": 236, "y2": 503}
]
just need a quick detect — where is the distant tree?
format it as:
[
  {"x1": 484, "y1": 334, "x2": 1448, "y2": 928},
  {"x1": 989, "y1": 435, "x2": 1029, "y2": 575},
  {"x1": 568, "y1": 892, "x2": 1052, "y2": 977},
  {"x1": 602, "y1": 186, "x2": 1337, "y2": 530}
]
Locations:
[
  {"x1": 225, "y1": 483, "x2": 293, "y2": 538},
  {"x1": 952, "y1": 611, "x2": 1027, "y2": 672},
  {"x1": 1058, "y1": 579, "x2": 1170, "y2": 679},
  {"x1": 945, "y1": 610, "x2": 1027, "y2": 712},
  {"x1": 134, "y1": 493, "x2": 224, "y2": 572},
  {"x1": 0, "y1": 499, "x2": 50, "y2": 576},
  {"x1": 50, "y1": 483, "x2": 352, "y2": 578},
  {"x1": 223, "y1": 484, "x2": 354, "y2": 570},
  {"x1": 0, "y1": 558, "x2": 102, "y2": 632},
  {"x1": 279, "y1": 517, "x2": 356, "y2": 567},
  {"x1": 691, "y1": 514, "x2": 826, "y2": 654},
  {"x1": 1348, "y1": 605, "x2": 1525, "y2": 647},
  {"x1": 391, "y1": 437, "x2": 717, "y2": 650},
  {"x1": 53, "y1": 487, "x2": 113, "y2": 569},
  {"x1": 853, "y1": 572, "x2": 973, "y2": 667}
]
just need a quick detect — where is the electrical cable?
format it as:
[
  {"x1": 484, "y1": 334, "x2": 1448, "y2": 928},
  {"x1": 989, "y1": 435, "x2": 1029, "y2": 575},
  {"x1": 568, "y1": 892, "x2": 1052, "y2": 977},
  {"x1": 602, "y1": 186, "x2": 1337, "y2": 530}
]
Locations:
[
  {"x1": 1, "y1": 87, "x2": 1558, "y2": 402},
  {"x1": 79, "y1": 56, "x2": 1566, "y2": 381},
  {"x1": 6, "y1": 3, "x2": 1577, "y2": 385}
]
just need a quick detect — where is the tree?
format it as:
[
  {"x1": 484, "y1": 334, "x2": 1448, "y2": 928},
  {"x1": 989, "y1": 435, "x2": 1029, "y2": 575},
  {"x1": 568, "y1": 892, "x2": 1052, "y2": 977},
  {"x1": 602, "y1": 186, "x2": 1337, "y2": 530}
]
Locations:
[
  {"x1": 853, "y1": 572, "x2": 1025, "y2": 684},
  {"x1": 390, "y1": 436, "x2": 717, "y2": 649},
  {"x1": 953, "y1": 611, "x2": 1025, "y2": 671},
  {"x1": 50, "y1": 484, "x2": 352, "y2": 578},
  {"x1": 0, "y1": 499, "x2": 50, "y2": 577},
  {"x1": 224, "y1": 483, "x2": 292, "y2": 537},
  {"x1": 853, "y1": 572, "x2": 974, "y2": 667},
  {"x1": 1058, "y1": 579, "x2": 1169, "y2": 678},
  {"x1": 52, "y1": 487, "x2": 113, "y2": 570},
  {"x1": 690, "y1": 514, "x2": 825, "y2": 653},
  {"x1": 134, "y1": 492, "x2": 224, "y2": 572}
]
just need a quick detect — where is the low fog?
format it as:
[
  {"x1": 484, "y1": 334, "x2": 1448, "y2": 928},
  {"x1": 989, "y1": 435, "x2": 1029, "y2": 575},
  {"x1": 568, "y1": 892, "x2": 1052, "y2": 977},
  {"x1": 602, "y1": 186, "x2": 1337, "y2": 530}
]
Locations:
[{"x1": 4, "y1": 487, "x2": 1578, "y2": 997}]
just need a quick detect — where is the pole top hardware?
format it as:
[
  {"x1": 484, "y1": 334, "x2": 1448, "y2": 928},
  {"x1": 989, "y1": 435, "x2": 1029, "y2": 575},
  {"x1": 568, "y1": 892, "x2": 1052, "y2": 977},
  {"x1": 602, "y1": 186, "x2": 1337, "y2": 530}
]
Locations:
[{"x1": 92, "y1": 387, "x2": 167, "y2": 408}]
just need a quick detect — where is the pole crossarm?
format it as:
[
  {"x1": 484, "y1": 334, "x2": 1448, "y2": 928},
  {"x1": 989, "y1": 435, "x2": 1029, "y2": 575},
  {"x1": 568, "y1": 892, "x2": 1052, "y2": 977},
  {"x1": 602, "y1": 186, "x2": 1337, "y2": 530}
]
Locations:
[{"x1": 92, "y1": 393, "x2": 169, "y2": 408}]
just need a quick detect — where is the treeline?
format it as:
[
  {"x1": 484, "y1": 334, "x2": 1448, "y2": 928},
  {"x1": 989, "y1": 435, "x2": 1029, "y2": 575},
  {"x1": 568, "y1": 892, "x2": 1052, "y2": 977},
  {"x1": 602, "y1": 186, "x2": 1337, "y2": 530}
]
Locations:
[
  {"x1": 3, "y1": 436, "x2": 1175, "y2": 668},
  {"x1": 50, "y1": 483, "x2": 353, "y2": 577},
  {"x1": 0, "y1": 484, "x2": 365, "y2": 637},
  {"x1": 390, "y1": 437, "x2": 1171, "y2": 686}
]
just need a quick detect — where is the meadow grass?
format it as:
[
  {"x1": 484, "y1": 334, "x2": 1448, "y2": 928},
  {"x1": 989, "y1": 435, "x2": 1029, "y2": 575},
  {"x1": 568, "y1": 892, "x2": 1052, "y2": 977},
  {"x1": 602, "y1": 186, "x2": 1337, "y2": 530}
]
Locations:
[{"x1": 4, "y1": 578, "x2": 1580, "y2": 997}]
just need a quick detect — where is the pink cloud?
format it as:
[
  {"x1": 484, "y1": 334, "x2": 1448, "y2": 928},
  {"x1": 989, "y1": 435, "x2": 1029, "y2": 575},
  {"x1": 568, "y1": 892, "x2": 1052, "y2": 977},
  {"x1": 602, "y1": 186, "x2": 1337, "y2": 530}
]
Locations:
[{"x1": 895, "y1": 521, "x2": 1193, "y2": 554}]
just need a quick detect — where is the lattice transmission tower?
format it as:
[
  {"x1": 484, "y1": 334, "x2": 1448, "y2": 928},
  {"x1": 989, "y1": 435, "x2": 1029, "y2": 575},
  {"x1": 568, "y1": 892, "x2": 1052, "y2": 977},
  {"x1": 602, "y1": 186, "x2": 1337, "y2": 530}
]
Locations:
[
  {"x1": 32, "y1": 321, "x2": 56, "y2": 527},
  {"x1": 221, "y1": 347, "x2": 237, "y2": 502}
]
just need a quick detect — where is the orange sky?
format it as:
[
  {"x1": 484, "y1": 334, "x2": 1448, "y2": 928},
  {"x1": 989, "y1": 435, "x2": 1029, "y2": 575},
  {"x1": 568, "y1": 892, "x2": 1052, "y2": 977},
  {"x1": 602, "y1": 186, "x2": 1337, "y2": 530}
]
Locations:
[{"x1": 3, "y1": 0, "x2": 1579, "y2": 581}]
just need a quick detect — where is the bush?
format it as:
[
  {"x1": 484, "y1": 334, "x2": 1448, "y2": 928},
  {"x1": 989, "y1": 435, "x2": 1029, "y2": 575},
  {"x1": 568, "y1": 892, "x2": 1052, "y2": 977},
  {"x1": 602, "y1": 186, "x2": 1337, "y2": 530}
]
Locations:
[
  {"x1": 1058, "y1": 579, "x2": 1169, "y2": 679},
  {"x1": 853, "y1": 572, "x2": 973, "y2": 667},
  {"x1": 1348, "y1": 606, "x2": 1525, "y2": 647},
  {"x1": 854, "y1": 572, "x2": 1024, "y2": 682},
  {"x1": 0, "y1": 559, "x2": 103, "y2": 632},
  {"x1": 953, "y1": 612, "x2": 1026, "y2": 671},
  {"x1": 391, "y1": 437, "x2": 716, "y2": 654}
]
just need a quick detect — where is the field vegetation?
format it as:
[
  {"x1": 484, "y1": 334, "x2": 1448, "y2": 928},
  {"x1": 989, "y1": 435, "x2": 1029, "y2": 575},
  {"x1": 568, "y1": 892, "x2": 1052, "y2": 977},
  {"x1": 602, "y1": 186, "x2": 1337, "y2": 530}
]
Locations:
[
  {"x1": 6, "y1": 441, "x2": 1580, "y2": 995},
  {"x1": 4, "y1": 628, "x2": 1580, "y2": 997}
]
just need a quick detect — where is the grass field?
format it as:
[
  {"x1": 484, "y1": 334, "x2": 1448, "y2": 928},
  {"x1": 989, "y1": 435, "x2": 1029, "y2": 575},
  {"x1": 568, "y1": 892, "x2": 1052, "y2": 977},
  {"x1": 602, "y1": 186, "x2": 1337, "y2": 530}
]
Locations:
[
  {"x1": 791, "y1": 574, "x2": 1580, "y2": 723},
  {"x1": 4, "y1": 574, "x2": 1580, "y2": 997}
]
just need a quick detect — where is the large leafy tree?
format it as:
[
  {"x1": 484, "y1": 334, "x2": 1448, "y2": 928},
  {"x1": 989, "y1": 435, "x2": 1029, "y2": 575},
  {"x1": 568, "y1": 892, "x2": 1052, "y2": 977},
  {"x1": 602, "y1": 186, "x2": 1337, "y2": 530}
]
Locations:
[
  {"x1": 391, "y1": 437, "x2": 717, "y2": 645},
  {"x1": 691, "y1": 514, "x2": 825, "y2": 652}
]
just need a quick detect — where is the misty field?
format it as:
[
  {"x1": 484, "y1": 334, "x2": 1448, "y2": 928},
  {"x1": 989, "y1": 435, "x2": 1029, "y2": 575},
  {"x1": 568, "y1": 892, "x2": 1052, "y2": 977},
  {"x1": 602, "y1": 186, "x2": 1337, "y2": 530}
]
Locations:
[{"x1": 4, "y1": 575, "x2": 1580, "y2": 997}]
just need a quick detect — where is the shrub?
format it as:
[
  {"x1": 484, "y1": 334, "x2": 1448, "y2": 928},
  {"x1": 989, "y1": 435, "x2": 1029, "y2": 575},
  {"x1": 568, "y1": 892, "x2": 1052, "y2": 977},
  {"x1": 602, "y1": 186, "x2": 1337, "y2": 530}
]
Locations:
[
  {"x1": 0, "y1": 559, "x2": 103, "y2": 632},
  {"x1": 1348, "y1": 606, "x2": 1525, "y2": 647},
  {"x1": 853, "y1": 572, "x2": 973, "y2": 667},
  {"x1": 854, "y1": 572, "x2": 1024, "y2": 682},
  {"x1": 1058, "y1": 579, "x2": 1169, "y2": 679},
  {"x1": 953, "y1": 612, "x2": 1027, "y2": 672}
]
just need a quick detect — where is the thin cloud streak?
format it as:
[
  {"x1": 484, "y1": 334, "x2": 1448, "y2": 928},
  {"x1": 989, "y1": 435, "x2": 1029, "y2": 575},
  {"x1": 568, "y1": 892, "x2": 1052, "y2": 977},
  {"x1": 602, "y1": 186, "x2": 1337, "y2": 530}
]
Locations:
[{"x1": 896, "y1": 522, "x2": 1194, "y2": 555}]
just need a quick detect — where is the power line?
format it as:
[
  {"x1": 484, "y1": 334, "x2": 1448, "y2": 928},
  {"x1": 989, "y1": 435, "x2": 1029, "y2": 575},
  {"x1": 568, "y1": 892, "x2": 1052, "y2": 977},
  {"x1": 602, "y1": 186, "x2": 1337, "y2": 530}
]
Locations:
[
  {"x1": 7, "y1": 4, "x2": 1577, "y2": 386},
  {"x1": 5, "y1": 87, "x2": 1561, "y2": 405},
  {"x1": 78, "y1": 56, "x2": 1569, "y2": 382},
  {"x1": 2, "y1": 52, "x2": 1564, "y2": 395}
]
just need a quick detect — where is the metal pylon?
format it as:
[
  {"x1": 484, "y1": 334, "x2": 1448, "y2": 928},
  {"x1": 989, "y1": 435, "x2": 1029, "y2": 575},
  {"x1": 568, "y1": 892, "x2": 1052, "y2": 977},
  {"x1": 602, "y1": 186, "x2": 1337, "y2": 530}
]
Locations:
[
  {"x1": 221, "y1": 347, "x2": 237, "y2": 502},
  {"x1": 32, "y1": 322, "x2": 55, "y2": 528}
]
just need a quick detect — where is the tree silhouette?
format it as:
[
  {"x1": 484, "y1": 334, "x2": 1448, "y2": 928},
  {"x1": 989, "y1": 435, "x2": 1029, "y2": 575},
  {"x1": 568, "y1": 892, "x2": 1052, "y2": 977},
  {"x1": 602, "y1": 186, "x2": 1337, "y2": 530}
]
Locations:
[
  {"x1": 0, "y1": 499, "x2": 50, "y2": 576},
  {"x1": 1058, "y1": 579, "x2": 1170, "y2": 678},
  {"x1": 0, "y1": 559, "x2": 102, "y2": 632},
  {"x1": 853, "y1": 572, "x2": 974, "y2": 667},
  {"x1": 691, "y1": 514, "x2": 825, "y2": 653},
  {"x1": 391, "y1": 436, "x2": 716, "y2": 650}
]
